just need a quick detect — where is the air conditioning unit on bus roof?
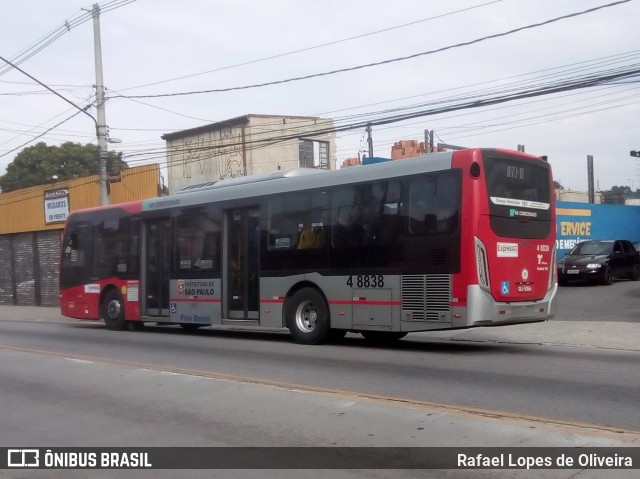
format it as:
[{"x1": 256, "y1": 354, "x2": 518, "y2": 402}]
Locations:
[{"x1": 177, "y1": 168, "x2": 325, "y2": 194}]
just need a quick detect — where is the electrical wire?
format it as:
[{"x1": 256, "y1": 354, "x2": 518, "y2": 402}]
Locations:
[
  {"x1": 117, "y1": 0, "x2": 504, "y2": 92},
  {"x1": 5, "y1": 77, "x2": 637, "y2": 205},
  {"x1": 111, "y1": 63, "x2": 640, "y2": 170},
  {"x1": 0, "y1": 109, "x2": 90, "y2": 160},
  {"x1": 3, "y1": 7, "x2": 640, "y2": 199},
  {"x1": 117, "y1": 0, "x2": 632, "y2": 99},
  {"x1": 0, "y1": 0, "x2": 137, "y2": 77},
  {"x1": 0, "y1": 54, "x2": 97, "y2": 126},
  {"x1": 107, "y1": 50, "x2": 640, "y2": 153},
  {"x1": 7, "y1": 1, "x2": 631, "y2": 163}
]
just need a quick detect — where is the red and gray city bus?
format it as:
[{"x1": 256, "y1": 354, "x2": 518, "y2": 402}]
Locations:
[{"x1": 59, "y1": 148, "x2": 557, "y2": 344}]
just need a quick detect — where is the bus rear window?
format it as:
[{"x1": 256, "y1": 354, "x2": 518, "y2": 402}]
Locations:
[{"x1": 484, "y1": 156, "x2": 552, "y2": 239}]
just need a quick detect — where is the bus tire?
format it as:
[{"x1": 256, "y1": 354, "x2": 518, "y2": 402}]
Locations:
[
  {"x1": 361, "y1": 331, "x2": 407, "y2": 344},
  {"x1": 102, "y1": 289, "x2": 127, "y2": 331},
  {"x1": 286, "y1": 287, "x2": 331, "y2": 345}
]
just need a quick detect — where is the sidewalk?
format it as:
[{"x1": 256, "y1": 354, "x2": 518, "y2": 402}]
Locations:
[
  {"x1": 416, "y1": 319, "x2": 640, "y2": 351},
  {"x1": 0, "y1": 305, "x2": 638, "y2": 351}
]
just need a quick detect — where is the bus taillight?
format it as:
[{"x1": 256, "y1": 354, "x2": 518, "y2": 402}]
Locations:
[
  {"x1": 475, "y1": 237, "x2": 491, "y2": 291},
  {"x1": 549, "y1": 244, "x2": 558, "y2": 289}
]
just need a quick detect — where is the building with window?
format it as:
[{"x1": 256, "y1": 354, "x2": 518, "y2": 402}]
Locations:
[{"x1": 162, "y1": 114, "x2": 336, "y2": 194}]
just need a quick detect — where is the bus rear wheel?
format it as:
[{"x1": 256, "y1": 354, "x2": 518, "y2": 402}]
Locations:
[
  {"x1": 102, "y1": 289, "x2": 127, "y2": 331},
  {"x1": 286, "y1": 287, "x2": 331, "y2": 345}
]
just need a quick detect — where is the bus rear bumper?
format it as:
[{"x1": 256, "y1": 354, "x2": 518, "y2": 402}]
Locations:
[{"x1": 465, "y1": 283, "x2": 557, "y2": 327}]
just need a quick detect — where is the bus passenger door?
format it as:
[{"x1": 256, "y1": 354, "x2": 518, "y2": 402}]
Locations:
[
  {"x1": 226, "y1": 208, "x2": 260, "y2": 320},
  {"x1": 143, "y1": 218, "x2": 170, "y2": 317}
]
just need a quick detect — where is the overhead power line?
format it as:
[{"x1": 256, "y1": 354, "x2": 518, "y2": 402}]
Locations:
[
  {"x1": 114, "y1": 63, "x2": 640, "y2": 169},
  {"x1": 118, "y1": 0, "x2": 631, "y2": 99},
  {"x1": 0, "y1": 110, "x2": 89, "y2": 160},
  {"x1": 0, "y1": 55, "x2": 96, "y2": 124},
  {"x1": 4, "y1": 66, "x2": 638, "y2": 207},
  {"x1": 0, "y1": 55, "x2": 97, "y2": 159},
  {"x1": 118, "y1": 0, "x2": 503, "y2": 92},
  {"x1": 0, "y1": 0, "x2": 137, "y2": 77}
]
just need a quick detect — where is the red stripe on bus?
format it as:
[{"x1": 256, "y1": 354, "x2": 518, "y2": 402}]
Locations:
[
  {"x1": 329, "y1": 300, "x2": 403, "y2": 306},
  {"x1": 260, "y1": 299, "x2": 403, "y2": 306},
  {"x1": 170, "y1": 298, "x2": 221, "y2": 303}
]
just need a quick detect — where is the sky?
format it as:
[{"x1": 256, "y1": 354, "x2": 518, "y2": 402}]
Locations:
[{"x1": 1, "y1": 0, "x2": 639, "y2": 192}]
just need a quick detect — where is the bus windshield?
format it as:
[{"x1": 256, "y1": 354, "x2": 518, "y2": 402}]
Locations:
[{"x1": 484, "y1": 154, "x2": 552, "y2": 239}]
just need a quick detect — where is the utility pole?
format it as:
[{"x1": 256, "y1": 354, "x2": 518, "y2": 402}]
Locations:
[
  {"x1": 587, "y1": 155, "x2": 595, "y2": 204},
  {"x1": 366, "y1": 123, "x2": 373, "y2": 159},
  {"x1": 92, "y1": 3, "x2": 109, "y2": 205},
  {"x1": 424, "y1": 129, "x2": 434, "y2": 153}
]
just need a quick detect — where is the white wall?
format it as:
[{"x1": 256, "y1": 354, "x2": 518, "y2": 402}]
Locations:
[{"x1": 166, "y1": 116, "x2": 335, "y2": 194}]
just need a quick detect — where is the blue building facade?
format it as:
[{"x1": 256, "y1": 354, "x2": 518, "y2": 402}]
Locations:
[{"x1": 556, "y1": 201, "x2": 640, "y2": 259}]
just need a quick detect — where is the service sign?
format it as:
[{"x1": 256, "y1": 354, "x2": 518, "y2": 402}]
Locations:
[{"x1": 44, "y1": 188, "x2": 70, "y2": 224}]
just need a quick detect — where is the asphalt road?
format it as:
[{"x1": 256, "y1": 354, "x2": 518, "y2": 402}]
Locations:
[
  {"x1": 3, "y1": 338, "x2": 636, "y2": 479},
  {"x1": 1, "y1": 317, "x2": 638, "y2": 432},
  {"x1": 0, "y1": 283, "x2": 639, "y2": 478},
  {"x1": 554, "y1": 278, "x2": 640, "y2": 322}
]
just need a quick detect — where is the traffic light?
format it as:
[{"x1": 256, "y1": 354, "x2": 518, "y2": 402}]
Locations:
[{"x1": 631, "y1": 150, "x2": 640, "y2": 157}]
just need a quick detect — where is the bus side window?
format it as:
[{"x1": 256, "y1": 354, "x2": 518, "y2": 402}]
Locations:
[
  {"x1": 94, "y1": 218, "x2": 131, "y2": 276},
  {"x1": 409, "y1": 172, "x2": 460, "y2": 236},
  {"x1": 174, "y1": 209, "x2": 220, "y2": 274},
  {"x1": 409, "y1": 190, "x2": 435, "y2": 235},
  {"x1": 64, "y1": 233, "x2": 84, "y2": 266},
  {"x1": 268, "y1": 191, "x2": 327, "y2": 251},
  {"x1": 62, "y1": 224, "x2": 92, "y2": 269}
]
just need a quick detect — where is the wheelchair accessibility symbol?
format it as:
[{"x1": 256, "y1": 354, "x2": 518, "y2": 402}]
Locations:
[{"x1": 501, "y1": 281, "x2": 510, "y2": 295}]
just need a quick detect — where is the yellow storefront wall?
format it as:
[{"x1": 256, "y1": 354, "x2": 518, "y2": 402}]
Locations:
[{"x1": 0, "y1": 164, "x2": 160, "y2": 235}]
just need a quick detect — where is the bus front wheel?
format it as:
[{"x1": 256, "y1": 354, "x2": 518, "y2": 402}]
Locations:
[
  {"x1": 286, "y1": 287, "x2": 331, "y2": 345},
  {"x1": 102, "y1": 289, "x2": 127, "y2": 331}
]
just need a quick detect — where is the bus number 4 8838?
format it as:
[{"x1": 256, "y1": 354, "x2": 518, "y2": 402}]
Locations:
[{"x1": 346, "y1": 275, "x2": 385, "y2": 288}]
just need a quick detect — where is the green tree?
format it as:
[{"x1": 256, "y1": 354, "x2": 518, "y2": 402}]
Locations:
[
  {"x1": 553, "y1": 180, "x2": 563, "y2": 189},
  {"x1": 603, "y1": 185, "x2": 633, "y2": 204},
  {"x1": 0, "y1": 142, "x2": 128, "y2": 192}
]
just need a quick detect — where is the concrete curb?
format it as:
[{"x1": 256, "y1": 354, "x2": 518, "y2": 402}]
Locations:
[{"x1": 411, "y1": 320, "x2": 640, "y2": 352}]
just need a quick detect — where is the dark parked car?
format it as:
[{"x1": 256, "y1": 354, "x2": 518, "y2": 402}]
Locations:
[{"x1": 558, "y1": 239, "x2": 640, "y2": 285}]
